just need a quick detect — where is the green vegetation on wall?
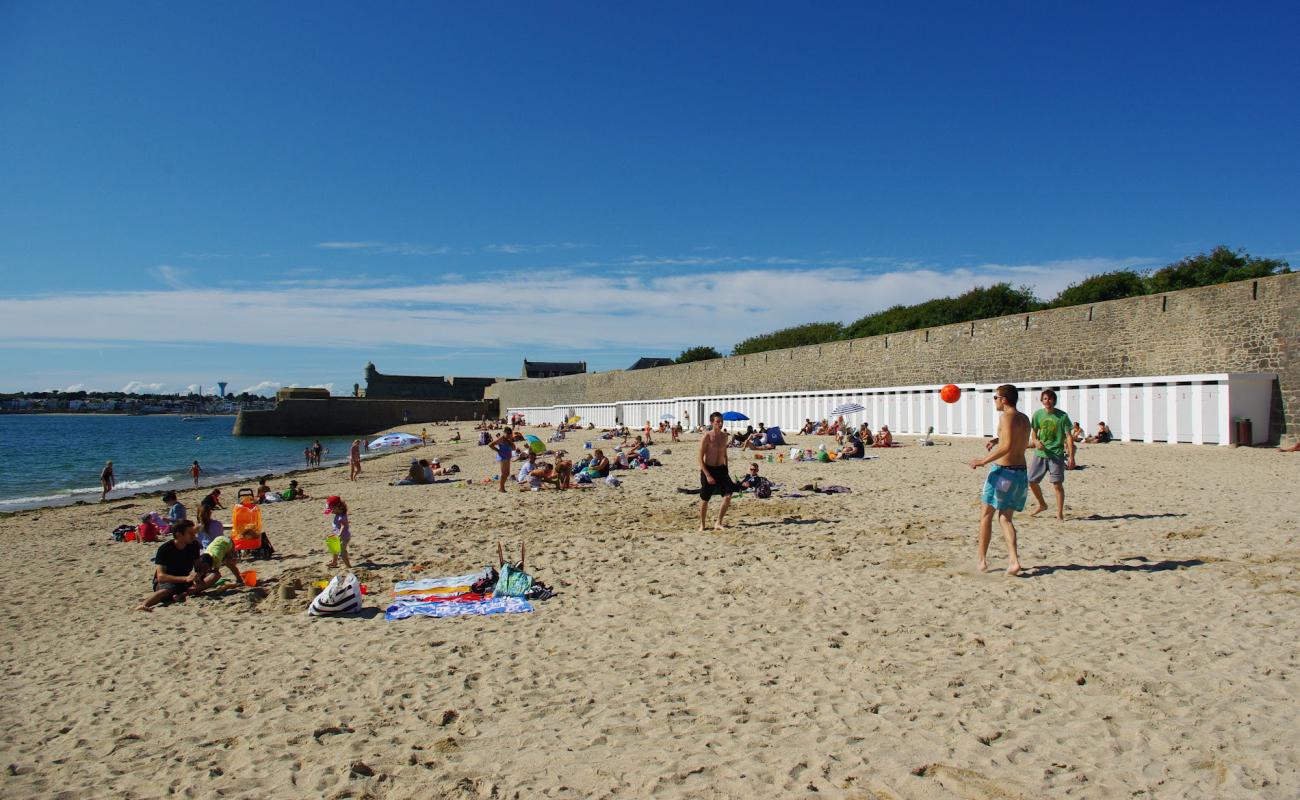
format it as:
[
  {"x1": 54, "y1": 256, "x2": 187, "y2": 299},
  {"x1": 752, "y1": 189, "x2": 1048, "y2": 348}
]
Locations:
[{"x1": 707, "y1": 246, "x2": 1288, "y2": 357}]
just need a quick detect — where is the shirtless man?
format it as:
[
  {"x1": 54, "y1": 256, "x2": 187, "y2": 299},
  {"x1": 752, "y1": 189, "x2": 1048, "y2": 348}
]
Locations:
[
  {"x1": 969, "y1": 384, "x2": 1031, "y2": 575},
  {"x1": 349, "y1": 439, "x2": 362, "y2": 481},
  {"x1": 698, "y1": 411, "x2": 735, "y2": 531}
]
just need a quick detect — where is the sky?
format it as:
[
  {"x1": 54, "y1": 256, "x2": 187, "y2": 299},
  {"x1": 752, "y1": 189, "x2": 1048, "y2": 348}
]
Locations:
[{"x1": 1, "y1": 1, "x2": 1297, "y2": 395}]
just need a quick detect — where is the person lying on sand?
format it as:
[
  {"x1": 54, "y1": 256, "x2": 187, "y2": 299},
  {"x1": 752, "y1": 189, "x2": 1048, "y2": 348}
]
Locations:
[{"x1": 136, "y1": 520, "x2": 201, "y2": 611}]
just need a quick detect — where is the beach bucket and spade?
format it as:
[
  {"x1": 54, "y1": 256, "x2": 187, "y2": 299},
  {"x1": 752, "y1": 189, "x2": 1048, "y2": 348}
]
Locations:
[
  {"x1": 242, "y1": 570, "x2": 258, "y2": 587},
  {"x1": 325, "y1": 535, "x2": 342, "y2": 555}
]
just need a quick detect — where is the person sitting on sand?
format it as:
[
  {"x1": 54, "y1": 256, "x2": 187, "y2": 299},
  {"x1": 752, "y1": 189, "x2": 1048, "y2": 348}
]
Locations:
[
  {"x1": 526, "y1": 461, "x2": 555, "y2": 490},
  {"x1": 800, "y1": 419, "x2": 815, "y2": 435},
  {"x1": 279, "y1": 479, "x2": 307, "y2": 500},
  {"x1": 136, "y1": 520, "x2": 201, "y2": 611},
  {"x1": 1085, "y1": 421, "x2": 1113, "y2": 444},
  {"x1": 196, "y1": 504, "x2": 224, "y2": 549},
  {"x1": 737, "y1": 462, "x2": 765, "y2": 491},
  {"x1": 517, "y1": 452, "x2": 539, "y2": 483},
  {"x1": 586, "y1": 449, "x2": 611, "y2": 478},
  {"x1": 1279, "y1": 441, "x2": 1300, "y2": 452},
  {"x1": 450, "y1": 429, "x2": 462, "y2": 442},
  {"x1": 815, "y1": 420, "x2": 830, "y2": 436},
  {"x1": 1069, "y1": 421, "x2": 1085, "y2": 444},
  {"x1": 873, "y1": 427, "x2": 893, "y2": 447},
  {"x1": 135, "y1": 513, "x2": 162, "y2": 544},
  {"x1": 731, "y1": 426, "x2": 754, "y2": 447},
  {"x1": 859, "y1": 423, "x2": 873, "y2": 446},
  {"x1": 163, "y1": 491, "x2": 186, "y2": 525},
  {"x1": 194, "y1": 532, "x2": 243, "y2": 591},
  {"x1": 427, "y1": 458, "x2": 455, "y2": 477},
  {"x1": 841, "y1": 432, "x2": 863, "y2": 459},
  {"x1": 394, "y1": 459, "x2": 427, "y2": 486}
]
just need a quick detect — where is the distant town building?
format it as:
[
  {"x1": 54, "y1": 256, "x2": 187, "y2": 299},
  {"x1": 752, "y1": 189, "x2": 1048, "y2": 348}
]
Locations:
[
  {"x1": 522, "y1": 360, "x2": 587, "y2": 379},
  {"x1": 627, "y1": 357, "x2": 674, "y2": 370}
]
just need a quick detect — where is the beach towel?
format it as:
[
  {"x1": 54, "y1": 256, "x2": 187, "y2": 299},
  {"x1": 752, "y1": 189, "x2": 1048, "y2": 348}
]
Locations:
[
  {"x1": 308, "y1": 573, "x2": 363, "y2": 616},
  {"x1": 393, "y1": 571, "x2": 490, "y2": 595},
  {"x1": 385, "y1": 596, "x2": 533, "y2": 621}
]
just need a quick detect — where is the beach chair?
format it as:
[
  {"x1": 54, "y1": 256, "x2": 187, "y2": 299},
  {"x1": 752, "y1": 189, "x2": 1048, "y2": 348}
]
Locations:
[{"x1": 231, "y1": 497, "x2": 264, "y2": 559}]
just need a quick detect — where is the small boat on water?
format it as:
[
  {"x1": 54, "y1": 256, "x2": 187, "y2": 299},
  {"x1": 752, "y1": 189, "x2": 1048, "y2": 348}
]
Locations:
[{"x1": 181, "y1": 415, "x2": 216, "y2": 422}]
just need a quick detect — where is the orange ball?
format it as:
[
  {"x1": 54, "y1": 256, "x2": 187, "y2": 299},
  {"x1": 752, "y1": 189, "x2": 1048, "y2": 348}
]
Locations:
[{"x1": 940, "y1": 384, "x2": 961, "y2": 403}]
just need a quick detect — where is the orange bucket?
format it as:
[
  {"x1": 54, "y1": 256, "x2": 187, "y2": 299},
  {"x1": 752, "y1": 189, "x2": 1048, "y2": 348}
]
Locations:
[{"x1": 242, "y1": 571, "x2": 258, "y2": 587}]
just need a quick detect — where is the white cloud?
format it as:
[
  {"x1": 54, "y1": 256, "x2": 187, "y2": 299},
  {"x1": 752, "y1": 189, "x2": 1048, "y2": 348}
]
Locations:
[
  {"x1": 121, "y1": 381, "x2": 166, "y2": 394},
  {"x1": 0, "y1": 257, "x2": 1149, "y2": 355},
  {"x1": 64, "y1": 383, "x2": 85, "y2": 391},
  {"x1": 185, "y1": 384, "x2": 202, "y2": 395},
  {"x1": 242, "y1": 381, "x2": 282, "y2": 396},
  {"x1": 314, "y1": 241, "x2": 452, "y2": 256},
  {"x1": 315, "y1": 241, "x2": 385, "y2": 250},
  {"x1": 152, "y1": 265, "x2": 188, "y2": 289}
]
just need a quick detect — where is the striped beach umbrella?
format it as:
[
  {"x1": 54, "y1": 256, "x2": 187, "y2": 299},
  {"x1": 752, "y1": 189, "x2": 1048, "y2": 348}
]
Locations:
[{"x1": 830, "y1": 402, "x2": 866, "y2": 415}]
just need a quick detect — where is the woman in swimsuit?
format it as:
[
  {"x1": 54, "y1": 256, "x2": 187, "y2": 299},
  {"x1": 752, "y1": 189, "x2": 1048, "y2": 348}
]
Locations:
[{"x1": 488, "y1": 427, "x2": 520, "y2": 494}]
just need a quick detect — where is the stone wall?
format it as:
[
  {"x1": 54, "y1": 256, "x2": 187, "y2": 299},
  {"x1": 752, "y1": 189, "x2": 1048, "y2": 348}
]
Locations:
[
  {"x1": 233, "y1": 398, "x2": 496, "y2": 436},
  {"x1": 488, "y1": 272, "x2": 1299, "y2": 441}
]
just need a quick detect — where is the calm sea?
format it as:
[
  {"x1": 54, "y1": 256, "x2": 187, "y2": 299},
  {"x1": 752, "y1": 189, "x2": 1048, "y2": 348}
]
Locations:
[{"x1": 0, "y1": 415, "x2": 360, "y2": 511}]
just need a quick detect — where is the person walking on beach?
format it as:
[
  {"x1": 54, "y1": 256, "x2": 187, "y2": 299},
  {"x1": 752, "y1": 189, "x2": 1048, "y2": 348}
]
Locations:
[
  {"x1": 100, "y1": 461, "x2": 115, "y2": 501},
  {"x1": 1027, "y1": 389, "x2": 1075, "y2": 520},
  {"x1": 349, "y1": 439, "x2": 362, "y2": 481},
  {"x1": 189, "y1": 460, "x2": 202, "y2": 487},
  {"x1": 489, "y1": 427, "x2": 520, "y2": 493},
  {"x1": 312, "y1": 439, "x2": 324, "y2": 466},
  {"x1": 304, "y1": 445, "x2": 313, "y2": 467},
  {"x1": 698, "y1": 411, "x2": 736, "y2": 531},
  {"x1": 970, "y1": 384, "x2": 1031, "y2": 575}
]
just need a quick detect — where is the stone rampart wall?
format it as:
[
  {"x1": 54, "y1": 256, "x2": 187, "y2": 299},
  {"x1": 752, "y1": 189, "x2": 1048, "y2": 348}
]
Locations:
[
  {"x1": 233, "y1": 398, "x2": 496, "y2": 436},
  {"x1": 488, "y1": 273, "x2": 1299, "y2": 441}
]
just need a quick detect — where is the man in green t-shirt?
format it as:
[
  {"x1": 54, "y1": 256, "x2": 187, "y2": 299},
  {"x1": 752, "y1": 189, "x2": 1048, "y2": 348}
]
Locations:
[{"x1": 1028, "y1": 389, "x2": 1076, "y2": 520}]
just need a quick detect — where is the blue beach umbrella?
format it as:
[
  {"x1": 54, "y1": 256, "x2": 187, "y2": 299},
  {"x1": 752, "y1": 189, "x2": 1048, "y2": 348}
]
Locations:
[
  {"x1": 720, "y1": 411, "x2": 749, "y2": 421},
  {"x1": 524, "y1": 434, "x2": 547, "y2": 454},
  {"x1": 659, "y1": 413, "x2": 675, "y2": 420}
]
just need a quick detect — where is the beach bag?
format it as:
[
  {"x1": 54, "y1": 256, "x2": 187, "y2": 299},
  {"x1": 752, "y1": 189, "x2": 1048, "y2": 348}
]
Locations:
[
  {"x1": 478, "y1": 431, "x2": 490, "y2": 446},
  {"x1": 493, "y1": 563, "x2": 534, "y2": 598},
  {"x1": 308, "y1": 572, "x2": 362, "y2": 616},
  {"x1": 112, "y1": 524, "x2": 135, "y2": 542},
  {"x1": 753, "y1": 478, "x2": 773, "y2": 499}
]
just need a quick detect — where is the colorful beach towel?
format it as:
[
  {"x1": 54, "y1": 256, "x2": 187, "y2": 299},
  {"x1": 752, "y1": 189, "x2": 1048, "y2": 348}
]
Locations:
[
  {"x1": 393, "y1": 571, "x2": 489, "y2": 595},
  {"x1": 385, "y1": 596, "x2": 533, "y2": 621}
]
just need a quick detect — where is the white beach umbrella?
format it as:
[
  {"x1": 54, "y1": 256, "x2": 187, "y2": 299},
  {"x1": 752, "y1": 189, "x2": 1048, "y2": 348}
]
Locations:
[{"x1": 367, "y1": 432, "x2": 422, "y2": 450}]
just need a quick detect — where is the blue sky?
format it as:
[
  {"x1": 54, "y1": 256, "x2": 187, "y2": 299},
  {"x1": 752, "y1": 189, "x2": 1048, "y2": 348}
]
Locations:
[{"x1": 1, "y1": 2, "x2": 1296, "y2": 395}]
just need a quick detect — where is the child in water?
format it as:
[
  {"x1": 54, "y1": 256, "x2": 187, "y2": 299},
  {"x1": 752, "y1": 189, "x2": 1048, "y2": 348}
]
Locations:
[{"x1": 325, "y1": 495, "x2": 352, "y2": 569}]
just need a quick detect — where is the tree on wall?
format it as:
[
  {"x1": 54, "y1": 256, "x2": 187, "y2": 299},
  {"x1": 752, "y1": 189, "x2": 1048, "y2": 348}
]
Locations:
[
  {"x1": 676, "y1": 346, "x2": 723, "y2": 364},
  {"x1": 1048, "y1": 270, "x2": 1148, "y2": 308},
  {"x1": 1144, "y1": 246, "x2": 1289, "y2": 294},
  {"x1": 843, "y1": 283, "x2": 1038, "y2": 340},
  {"x1": 733, "y1": 322, "x2": 844, "y2": 356}
]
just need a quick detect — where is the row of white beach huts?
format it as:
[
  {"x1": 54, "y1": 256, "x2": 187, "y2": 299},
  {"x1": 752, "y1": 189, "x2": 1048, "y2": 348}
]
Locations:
[{"x1": 507, "y1": 372, "x2": 1275, "y2": 446}]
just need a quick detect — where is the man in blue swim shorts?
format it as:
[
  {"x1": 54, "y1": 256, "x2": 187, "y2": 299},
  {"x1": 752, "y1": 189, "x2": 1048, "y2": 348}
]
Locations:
[{"x1": 970, "y1": 384, "x2": 1031, "y2": 575}]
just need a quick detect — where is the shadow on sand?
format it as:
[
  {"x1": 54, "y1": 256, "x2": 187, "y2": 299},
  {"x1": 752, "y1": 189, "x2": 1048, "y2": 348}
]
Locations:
[{"x1": 1020, "y1": 556, "x2": 1205, "y2": 578}]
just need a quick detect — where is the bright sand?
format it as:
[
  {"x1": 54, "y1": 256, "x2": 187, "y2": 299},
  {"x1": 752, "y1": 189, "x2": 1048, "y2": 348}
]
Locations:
[{"x1": 1, "y1": 427, "x2": 1297, "y2": 799}]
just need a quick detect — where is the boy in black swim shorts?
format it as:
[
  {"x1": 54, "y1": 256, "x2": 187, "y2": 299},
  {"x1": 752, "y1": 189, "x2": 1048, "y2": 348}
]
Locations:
[{"x1": 698, "y1": 411, "x2": 736, "y2": 530}]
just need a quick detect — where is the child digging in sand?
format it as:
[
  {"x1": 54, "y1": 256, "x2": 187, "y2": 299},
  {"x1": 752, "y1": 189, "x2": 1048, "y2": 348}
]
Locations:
[{"x1": 325, "y1": 495, "x2": 352, "y2": 569}]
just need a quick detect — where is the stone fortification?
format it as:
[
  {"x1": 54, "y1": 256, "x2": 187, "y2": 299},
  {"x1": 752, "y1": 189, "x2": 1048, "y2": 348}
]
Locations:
[
  {"x1": 488, "y1": 272, "x2": 1299, "y2": 441},
  {"x1": 233, "y1": 398, "x2": 495, "y2": 436},
  {"x1": 364, "y1": 363, "x2": 499, "y2": 401}
]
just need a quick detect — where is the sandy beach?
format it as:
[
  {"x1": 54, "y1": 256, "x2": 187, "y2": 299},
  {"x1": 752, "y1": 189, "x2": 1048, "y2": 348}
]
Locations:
[{"x1": 1, "y1": 426, "x2": 1297, "y2": 799}]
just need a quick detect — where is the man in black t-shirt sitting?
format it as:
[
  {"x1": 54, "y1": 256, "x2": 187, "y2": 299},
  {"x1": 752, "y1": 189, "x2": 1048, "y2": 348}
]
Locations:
[{"x1": 135, "y1": 520, "x2": 201, "y2": 612}]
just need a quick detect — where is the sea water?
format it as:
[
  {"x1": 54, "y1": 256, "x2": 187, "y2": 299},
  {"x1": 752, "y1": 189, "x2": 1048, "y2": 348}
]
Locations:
[{"x1": 0, "y1": 415, "x2": 362, "y2": 511}]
